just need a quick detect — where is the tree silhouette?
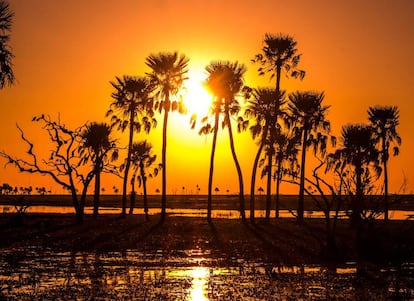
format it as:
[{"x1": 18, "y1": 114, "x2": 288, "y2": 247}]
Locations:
[
  {"x1": 0, "y1": 115, "x2": 107, "y2": 223},
  {"x1": 146, "y1": 51, "x2": 189, "y2": 222},
  {"x1": 200, "y1": 61, "x2": 247, "y2": 222},
  {"x1": 129, "y1": 140, "x2": 159, "y2": 220},
  {"x1": 0, "y1": 0, "x2": 14, "y2": 88},
  {"x1": 253, "y1": 33, "x2": 305, "y2": 92},
  {"x1": 252, "y1": 33, "x2": 304, "y2": 221},
  {"x1": 81, "y1": 122, "x2": 118, "y2": 217},
  {"x1": 244, "y1": 88, "x2": 285, "y2": 221},
  {"x1": 288, "y1": 91, "x2": 332, "y2": 223},
  {"x1": 368, "y1": 106, "x2": 401, "y2": 221},
  {"x1": 107, "y1": 76, "x2": 156, "y2": 218},
  {"x1": 329, "y1": 124, "x2": 380, "y2": 225}
]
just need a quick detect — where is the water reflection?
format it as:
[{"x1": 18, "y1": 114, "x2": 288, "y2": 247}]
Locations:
[
  {"x1": 186, "y1": 268, "x2": 209, "y2": 301},
  {"x1": 0, "y1": 248, "x2": 413, "y2": 300},
  {"x1": 1, "y1": 205, "x2": 413, "y2": 220}
]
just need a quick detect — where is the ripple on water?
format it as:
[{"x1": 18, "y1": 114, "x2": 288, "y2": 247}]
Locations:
[{"x1": 0, "y1": 247, "x2": 413, "y2": 300}]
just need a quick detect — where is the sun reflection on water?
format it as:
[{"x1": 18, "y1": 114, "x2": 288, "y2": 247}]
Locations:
[{"x1": 189, "y1": 267, "x2": 209, "y2": 301}]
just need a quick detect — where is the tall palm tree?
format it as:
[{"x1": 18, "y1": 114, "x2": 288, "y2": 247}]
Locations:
[
  {"x1": 129, "y1": 141, "x2": 158, "y2": 221},
  {"x1": 368, "y1": 106, "x2": 401, "y2": 221},
  {"x1": 244, "y1": 88, "x2": 285, "y2": 221},
  {"x1": 288, "y1": 91, "x2": 331, "y2": 223},
  {"x1": 200, "y1": 61, "x2": 246, "y2": 222},
  {"x1": 0, "y1": 0, "x2": 14, "y2": 89},
  {"x1": 330, "y1": 124, "x2": 380, "y2": 225},
  {"x1": 252, "y1": 33, "x2": 304, "y2": 219},
  {"x1": 81, "y1": 122, "x2": 117, "y2": 217},
  {"x1": 146, "y1": 52, "x2": 189, "y2": 222},
  {"x1": 107, "y1": 76, "x2": 155, "y2": 217}
]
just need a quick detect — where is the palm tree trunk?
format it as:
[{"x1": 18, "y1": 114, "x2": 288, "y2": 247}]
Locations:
[
  {"x1": 275, "y1": 158, "x2": 282, "y2": 219},
  {"x1": 271, "y1": 64, "x2": 282, "y2": 220},
  {"x1": 160, "y1": 99, "x2": 170, "y2": 223},
  {"x1": 275, "y1": 65, "x2": 281, "y2": 95},
  {"x1": 129, "y1": 176, "x2": 135, "y2": 215},
  {"x1": 383, "y1": 160, "x2": 389, "y2": 221},
  {"x1": 250, "y1": 142, "x2": 264, "y2": 223},
  {"x1": 226, "y1": 111, "x2": 246, "y2": 221},
  {"x1": 143, "y1": 177, "x2": 149, "y2": 222},
  {"x1": 93, "y1": 165, "x2": 101, "y2": 217},
  {"x1": 207, "y1": 112, "x2": 219, "y2": 223},
  {"x1": 141, "y1": 163, "x2": 149, "y2": 221},
  {"x1": 298, "y1": 128, "x2": 308, "y2": 224},
  {"x1": 383, "y1": 138, "x2": 389, "y2": 222},
  {"x1": 353, "y1": 162, "x2": 363, "y2": 227},
  {"x1": 121, "y1": 110, "x2": 135, "y2": 218},
  {"x1": 265, "y1": 147, "x2": 273, "y2": 219}
]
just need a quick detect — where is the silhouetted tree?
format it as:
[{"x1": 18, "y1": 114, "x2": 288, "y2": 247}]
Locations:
[
  {"x1": 329, "y1": 124, "x2": 380, "y2": 225},
  {"x1": 146, "y1": 51, "x2": 189, "y2": 222},
  {"x1": 200, "y1": 61, "x2": 247, "y2": 222},
  {"x1": 252, "y1": 33, "x2": 304, "y2": 221},
  {"x1": 368, "y1": 106, "x2": 401, "y2": 221},
  {"x1": 81, "y1": 122, "x2": 118, "y2": 217},
  {"x1": 129, "y1": 140, "x2": 159, "y2": 220},
  {"x1": 253, "y1": 33, "x2": 305, "y2": 93},
  {"x1": 0, "y1": 0, "x2": 14, "y2": 88},
  {"x1": 288, "y1": 91, "x2": 332, "y2": 223},
  {"x1": 244, "y1": 88, "x2": 285, "y2": 221},
  {"x1": 107, "y1": 76, "x2": 156, "y2": 218},
  {"x1": 0, "y1": 115, "x2": 109, "y2": 224}
]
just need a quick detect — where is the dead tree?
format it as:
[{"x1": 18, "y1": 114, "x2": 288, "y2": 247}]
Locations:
[{"x1": 0, "y1": 115, "x2": 96, "y2": 223}]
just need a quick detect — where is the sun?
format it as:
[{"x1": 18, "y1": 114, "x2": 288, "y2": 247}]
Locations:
[{"x1": 183, "y1": 69, "x2": 212, "y2": 118}]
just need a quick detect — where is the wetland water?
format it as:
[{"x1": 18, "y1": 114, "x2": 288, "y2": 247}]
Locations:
[
  {"x1": 1, "y1": 203, "x2": 413, "y2": 299},
  {"x1": 2, "y1": 205, "x2": 414, "y2": 220},
  {"x1": 1, "y1": 247, "x2": 413, "y2": 300}
]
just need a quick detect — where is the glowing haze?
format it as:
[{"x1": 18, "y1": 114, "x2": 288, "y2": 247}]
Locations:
[{"x1": 0, "y1": 0, "x2": 413, "y2": 195}]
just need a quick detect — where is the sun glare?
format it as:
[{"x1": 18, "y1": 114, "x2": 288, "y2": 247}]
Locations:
[{"x1": 183, "y1": 70, "x2": 213, "y2": 118}]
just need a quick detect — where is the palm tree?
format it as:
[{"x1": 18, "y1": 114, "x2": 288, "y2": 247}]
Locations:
[
  {"x1": 146, "y1": 51, "x2": 189, "y2": 222},
  {"x1": 368, "y1": 106, "x2": 401, "y2": 221},
  {"x1": 252, "y1": 33, "x2": 304, "y2": 220},
  {"x1": 81, "y1": 122, "x2": 117, "y2": 217},
  {"x1": 244, "y1": 88, "x2": 285, "y2": 221},
  {"x1": 329, "y1": 124, "x2": 380, "y2": 225},
  {"x1": 288, "y1": 91, "x2": 332, "y2": 223},
  {"x1": 0, "y1": 0, "x2": 14, "y2": 88},
  {"x1": 107, "y1": 76, "x2": 155, "y2": 217},
  {"x1": 129, "y1": 141, "x2": 158, "y2": 221},
  {"x1": 200, "y1": 61, "x2": 247, "y2": 222},
  {"x1": 253, "y1": 33, "x2": 305, "y2": 97}
]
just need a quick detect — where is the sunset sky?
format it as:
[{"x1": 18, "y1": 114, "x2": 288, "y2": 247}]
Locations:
[{"x1": 0, "y1": 0, "x2": 413, "y2": 195}]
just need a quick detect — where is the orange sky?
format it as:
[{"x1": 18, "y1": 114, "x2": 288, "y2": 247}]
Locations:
[{"x1": 0, "y1": 0, "x2": 413, "y2": 195}]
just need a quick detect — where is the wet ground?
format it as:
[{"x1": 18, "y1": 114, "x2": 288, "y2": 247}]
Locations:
[
  {"x1": 1, "y1": 211, "x2": 414, "y2": 300},
  {"x1": 1, "y1": 246, "x2": 413, "y2": 300}
]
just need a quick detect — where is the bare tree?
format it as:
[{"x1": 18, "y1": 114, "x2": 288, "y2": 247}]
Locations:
[{"x1": 0, "y1": 115, "x2": 118, "y2": 223}]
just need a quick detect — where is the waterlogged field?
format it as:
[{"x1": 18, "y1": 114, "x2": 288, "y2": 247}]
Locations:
[
  {"x1": 1, "y1": 247, "x2": 413, "y2": 300},
  {"x1": 1, "y1": 195, "x2": 414, "y2": 300}
]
